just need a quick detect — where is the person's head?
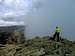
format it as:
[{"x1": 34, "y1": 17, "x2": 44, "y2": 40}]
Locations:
[
  {"x1": 56, "y1": 26, "x2": 59, "y2": 29},
  {"x1": 56, "y1": 25, "x2": 60, "y2": 28}
]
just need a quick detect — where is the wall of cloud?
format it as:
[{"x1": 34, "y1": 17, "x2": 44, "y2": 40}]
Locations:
[
  {"x1": 0, "y1": 0, "x2": 43, "y2": 39},
  {"x1": 0, "y1": 0, "x2": 75, "y2": 40}
]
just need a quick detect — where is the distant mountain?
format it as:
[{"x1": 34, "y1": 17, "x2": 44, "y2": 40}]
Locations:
[{"x1": 0, "y1": 25, "x2": 25, "y2": 32}]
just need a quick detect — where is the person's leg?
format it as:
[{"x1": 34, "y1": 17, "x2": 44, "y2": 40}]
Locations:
[
  {"x1": 57, "y1": 32, "x2": 60, "y2": 42},
  {"x1": 53, "y1": 32, "x2": 57, "y2": 40}
]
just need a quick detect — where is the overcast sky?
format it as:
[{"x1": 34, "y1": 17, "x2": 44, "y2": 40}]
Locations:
[{"x1": 0, "y1": 0, "x2": 75, "y2": 40}]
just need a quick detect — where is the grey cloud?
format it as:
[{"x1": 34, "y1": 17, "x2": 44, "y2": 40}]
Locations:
[{"x1": 0, "y1": 0, "x2": 75, "y2": 41}]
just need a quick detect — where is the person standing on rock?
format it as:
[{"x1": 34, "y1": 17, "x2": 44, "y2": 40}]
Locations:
[{"x1": 53, "y1": 26, "x2": 61, "y2": 42}]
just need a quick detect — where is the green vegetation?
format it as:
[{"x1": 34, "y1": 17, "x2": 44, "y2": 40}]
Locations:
[{"x1": 0, "y1": 36, "x2": 75, "y2": 56}]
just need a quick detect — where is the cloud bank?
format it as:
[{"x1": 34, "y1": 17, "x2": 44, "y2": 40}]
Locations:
[{"x1": 0, "y1": 0, "x2": 41, "y2": 26}]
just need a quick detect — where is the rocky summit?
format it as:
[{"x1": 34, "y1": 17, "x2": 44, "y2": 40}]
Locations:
[{"x1": 0, "y1": 36, "x2": 75, "y2": 56}]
